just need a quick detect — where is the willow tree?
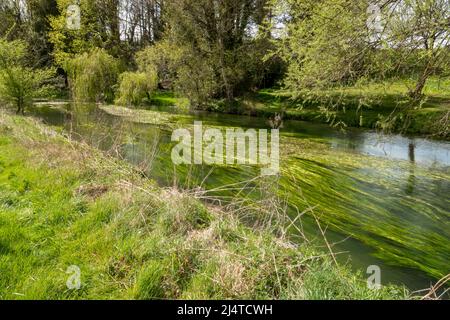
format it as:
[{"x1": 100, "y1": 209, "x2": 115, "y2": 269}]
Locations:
[
  {"x1": 66, "y1": 48, "x2": 120, "y2": 102},
  {"x1": 277, "y1": 0, "x2": 379, "y2": 91},
  {"x1": 383, "y1": 0, "x2": 450, "y2": 99},
  {"x1": 115, "y1": 70, "x2": 158, "y2": 106},
  {"x1": 278, "y1": 0, "x2": 450, "y2": 98}
]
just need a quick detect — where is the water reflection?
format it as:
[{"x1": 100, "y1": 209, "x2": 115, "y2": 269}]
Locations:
[
  {"x1": 352, "y1": 133, "x2": 450, "y2": 167},
  {"x1": 408, "y1": 143, "x2": 416, "y2": 163},
  {"x1": 405, "y1": 143, "x2": 416, "y2": 195}
]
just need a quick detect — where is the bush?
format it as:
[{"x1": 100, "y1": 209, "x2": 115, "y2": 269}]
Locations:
[
  {"x1": 0, "y1": 39, "x2": 54, "y2": 114},
  {"x1": 66, "y1": 48, "x2": 119, "y2": 103},
  {"x1": 115, "y1": 70, "x2": 158, "y2": 107}
]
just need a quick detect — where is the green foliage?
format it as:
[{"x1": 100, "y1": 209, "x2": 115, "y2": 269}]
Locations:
[
  {"x1": 239, "y1": 79, "x2": 449, "y2": 137},
  {"x1": 279, "y1": 0, "x2": 449, "y2": 95},
  {"x1": 176, "y1": 54, "x2": 220, "y2": 108},
  {"x1": 0, "y1": 1, "x2": 59, "y2": 67},
  {"x1": 66, "y1": 48, "x2": 120, "y2": 102},
  {"x1": 141, "y1": 0, "x2": 278, "y2": 107},
  {"x1": 49, "y1": 0, "x2": 166, "y2": 66},
  {"x1": 49, "y1": 0, "x2": 95, "y2": 66},
  {"x1": 274, "y1": 0, "x2": 450, "y2": 133},
  {"x1": 49, "y1": 0, "x2": 126, "y2": 66},
  {"x1": 136, "y1": 40, "x2": 219, "y2": 107},
  {"x1": 115, "y1": 70, "x2": 158, "y2": 106},
  {"x1": 0, "y1": 66, "x2": 54, "y2": 113},
  {"x1": 136, "y1": 41, "x2": 183, "y2": 85},
  {"x1": 0, "y1": 38, "x2": 27, "y2": 68},
  {"x1": 0, "y1": 39, "x2": 54, "y2": 113},
  {"x1": 278, "y1": 0, "x2": 370, "y2": 91}
]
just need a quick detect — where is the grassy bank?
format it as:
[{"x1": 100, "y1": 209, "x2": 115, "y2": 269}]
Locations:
[
  {"x1": 149, "y1": 78, "x2": 449, "y2": 138},
  {"x1": 0, "y1": 111, "x2": 409, "y2": 299},
  {"x1": 241, "y1": 79, "x2": 449, "y2": 137}
]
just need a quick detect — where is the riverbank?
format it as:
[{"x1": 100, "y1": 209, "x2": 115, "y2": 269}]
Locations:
[
  {"x1": 149, "y1": 79, "x2": 450, "y2": 139},
  {"x1": 0, "y1": 111, "x2": 409, "y2": 299}
]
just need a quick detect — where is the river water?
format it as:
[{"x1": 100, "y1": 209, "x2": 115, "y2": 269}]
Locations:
[{"x1": 32, "y1": 103, "x2": 450, "y2": 294}]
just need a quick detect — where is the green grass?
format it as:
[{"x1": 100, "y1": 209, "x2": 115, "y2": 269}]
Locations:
[
  {"x1": 0, "y1": 111, "x2": 409, "y2": 300},
  {"x1": 147, "y1": 91, "x2": 190, "y2": 111},
  {"x1": 149, "y1": 91, "x2": 179, "y2": 107}
]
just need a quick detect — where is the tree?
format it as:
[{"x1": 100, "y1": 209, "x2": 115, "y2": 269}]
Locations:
[
  {"x1": 0, "y1": 38, "x2": 54, "y2": 114},
  {"x1": 278, "y1": 0, "x2": 450, "y2": 98},
  {"x1": 277, "y1": 0, "x2": 374, "y2": 91},
  {"x1": 0, "y1": 1, "x2": 24, "y2": 39},
  {"x1": 0, "y1": 1, "x2": 59, "y2": 67},
  {"x1": 120, "y1": 0, "x2": 166, "y2": 47},
  {"x1": 135, "y1": 41, "x2": 184, "y2": 89},
  {"x1": 50, "y1": 0, "x2": 122, "y2": 66},
  {"x1": 49, "y1": 0, "x2": 166, "y2": 67},
  {"x1": 158, "y1": 0, "x2": 274, "y2": 106},
  {"x1": 383, "y1": 0, "x2": 450, "y2": 99},
  {"x1": 24, "y1": 0, "x2": 60, "y2": 67},
  {"x1": 66, "y1": 48, "x2": 120, "y2": 102}
]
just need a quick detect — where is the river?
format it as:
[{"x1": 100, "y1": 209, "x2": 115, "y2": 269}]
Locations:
[{"x1": 31, "y1": 102, "x2": 450, "y2": 294}]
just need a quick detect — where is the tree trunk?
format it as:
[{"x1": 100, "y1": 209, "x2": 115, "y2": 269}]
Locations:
[
  {"x1": 16, "y1": 104, "x2": 24, "y2": 115},
  {"x1": 16, "y1": 97, "x2": 24, "y2": 115},
  {"x1": 410, "y1": 73, "x2": 428, "y2": 100},
  {"x1": 218, "y1": 38, "x2": 233, "y2": 102},
  {"x1": 410, "y1": 63, "x2": 432, "y2": 100}
]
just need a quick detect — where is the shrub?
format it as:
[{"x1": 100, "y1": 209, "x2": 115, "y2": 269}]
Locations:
[
  {"x1": 0, "y1": 39, "x2": 54, "y2": 114},
  {"x1": 115, "y1": 70, "x2": 158, "y2": 107}
]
